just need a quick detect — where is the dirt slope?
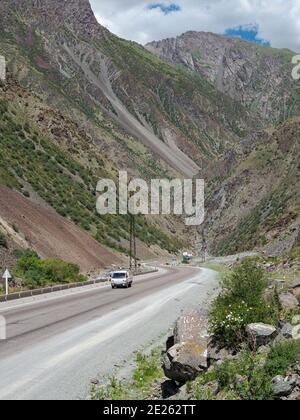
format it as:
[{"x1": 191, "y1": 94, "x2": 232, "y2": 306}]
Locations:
[{"x1": 0, "y1": 186, "x2": 122, "y2": 272}]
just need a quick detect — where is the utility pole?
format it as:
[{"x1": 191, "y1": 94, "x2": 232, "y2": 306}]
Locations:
[{"x1": 129, "y1": 214, "x2": 137, "y2": 273}]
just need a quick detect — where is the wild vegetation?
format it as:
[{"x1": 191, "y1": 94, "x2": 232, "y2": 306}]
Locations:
[
  {"x1": 209, "y1": 260, "x2": 280, "y2": 348},
  {"x1": 90, "y1": 349, "x2": 164, "y2": 400},
  {"x1": 12, "y1": 249, "x2": 86, "y2": 290},
  {"x1": 189, "y1": 340, "x2": 300, "y2": 400}
]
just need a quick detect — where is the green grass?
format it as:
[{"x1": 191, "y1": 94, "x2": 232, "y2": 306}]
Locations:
[{"x1": 90, "y1": 349, "x2": 163, "y2": 400}]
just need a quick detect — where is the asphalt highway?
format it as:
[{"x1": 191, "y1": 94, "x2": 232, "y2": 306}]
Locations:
[{"x1": 0, "y1": 265, "x2": 219, "y2": 400}]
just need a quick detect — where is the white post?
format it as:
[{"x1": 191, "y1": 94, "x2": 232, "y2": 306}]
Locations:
[{"x1": 2, "y1": 269, "x2": 11, "y2": 296}]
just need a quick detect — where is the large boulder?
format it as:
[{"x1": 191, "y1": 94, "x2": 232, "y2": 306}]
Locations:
[
  {"x1": 163, "y1": 311, "x2": 209, "y2": 383},
  {"x1": 163, "y1": 341, "x2": 208, "y2": 383},
  {"x1": 272, "y1": 375, "x2": 298, "y2": 398},
  {"x1": 173, "y1": 310, "x2": 208, "y2": 344},
  {"x1": 279, "y1": 292, "x2": 299, "y2": 311},
  {"x1": 246, "y1": 323, "x2": 277, "y2": 348}
]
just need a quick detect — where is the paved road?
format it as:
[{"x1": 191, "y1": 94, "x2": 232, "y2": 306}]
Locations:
[{"x1": 0, "y1": 266, "x2": 219, "y2": 400}]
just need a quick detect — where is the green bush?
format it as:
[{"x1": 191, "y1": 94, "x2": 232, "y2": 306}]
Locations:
[
  {"x1": 91, "y1": 349, "x2": 163, "y2": 400},
  {"x1": 215, "y1": 351, "x2": 273, "y2": 400},
  {"x1": 189, "y1": 349, "x2": 275, "y2": 400},
  {"x1": 210, "y1": 260, "x2": 280, "y2": 348},
  {"x1": 211, "y1": 341, "x2": 300, "y2": 400},
  {"x1": 264, "y1": 340, "x2": 300, "y2": 378},
  {"x1": 14, "y1": 250, "x2": 85, "y2": 289}
]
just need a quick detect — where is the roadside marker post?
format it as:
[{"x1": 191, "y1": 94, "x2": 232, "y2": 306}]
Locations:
[{"x1": 2, "y1": 269, "x2": 12, "y2": 296}]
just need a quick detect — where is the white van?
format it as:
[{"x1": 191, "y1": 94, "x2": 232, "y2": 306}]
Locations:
[{"x1": 110, "y1": 271, "x2": 133, "y2": 289}]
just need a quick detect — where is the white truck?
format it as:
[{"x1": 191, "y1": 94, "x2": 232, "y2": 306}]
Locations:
[{"x1": 110, "y1": 270, "x2": 133, "y2": 289}]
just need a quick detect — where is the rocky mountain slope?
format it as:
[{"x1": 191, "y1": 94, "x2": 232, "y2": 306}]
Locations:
[
  {"x1": 0, "y1": 185, "x2": 122, "y2": 273},
  {"x1": 0, "y1": 0, "x2": 298, "y2": 260},
  {"x1": 146, "y1": 31, "x2": 300, "y2": 255},
  {"x1": 204, "y1": 117, "x2": 300, "y2": 255},
  {"x1": 0, "y1": 0, "x2": 259, "y2": 173},
  {"x1": 0, "y1": 73, "x2": 183, "y2": 269},
  {"x1": 146, "y1": 32, "x2": 299, "y2": 123}
]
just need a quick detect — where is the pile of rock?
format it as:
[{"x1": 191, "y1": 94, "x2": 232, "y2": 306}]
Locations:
[{"x1": 162, "y1": 311, "x2": 300, "y2": 400}]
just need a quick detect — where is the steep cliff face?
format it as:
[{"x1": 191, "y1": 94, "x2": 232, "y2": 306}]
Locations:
[
  {"x1": 146, "y1": 32, "x2": 299, "y2": 123},
  {"x1": 1, "y1": 0, "x2": 102, "y2": 36},
  {"x1": 0, "y1": 0, "x2": 259, "y2": 177},
  {"x1": 146, "y1": 31, "x2": 300, "y2": 254},
  {"x1": 203, "y1": 118, "x2": 300, "y2": 256}
]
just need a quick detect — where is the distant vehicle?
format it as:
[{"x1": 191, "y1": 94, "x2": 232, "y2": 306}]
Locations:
[
  {"x1": 182, "y1": 252, "x2": 193, "y2": 263},
  {"x1": 110, "y1": 270, "x2": 133, "y2": 289}
]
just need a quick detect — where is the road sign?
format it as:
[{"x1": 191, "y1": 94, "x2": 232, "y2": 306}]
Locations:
[{"x1": 2, "y1": 269, "x2": 12, "y2": 296}]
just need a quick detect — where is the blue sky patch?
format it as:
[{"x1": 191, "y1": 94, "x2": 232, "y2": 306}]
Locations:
[
  {"x1": 147, "y1": 3, "x2": 181, "y2": 15},
  {"x1": 225, "y1": 24, "x2": 271, "y2": 46}
]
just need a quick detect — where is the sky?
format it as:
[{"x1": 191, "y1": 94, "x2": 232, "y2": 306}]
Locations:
[{"x1": 90, "y1": 0, "x2": 300, "y2": 51}]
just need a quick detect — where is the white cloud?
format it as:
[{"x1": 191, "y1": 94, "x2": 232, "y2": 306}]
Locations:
[{"x1": 90, "y1": 0, "x2": 300, "y2": 51}]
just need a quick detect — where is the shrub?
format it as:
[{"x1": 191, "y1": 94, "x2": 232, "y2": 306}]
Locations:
[
  {"x1": 91, "y1": 349, "x2": 163, "y2": 400},
  {"x1": 264, "y1": 340, "x2": 300, "y2": 378},
  {"x1": 14, "y1": 250, "x2": 85, "y2": 289},
  {"x1": 189, "y1": 350, "x2": 275, "y2": 400},
  {"x1": 210, "y1": 260, "x2": 280, "y2": 348},
  {"x1": 42, "y1": 259, "x2": 84, "y2": 284},
  {"x1": 214, "y1": 351, "x2": 273, "y2": 400}
]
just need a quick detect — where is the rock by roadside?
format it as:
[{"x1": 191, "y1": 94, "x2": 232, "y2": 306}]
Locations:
[
  {"x1": 246, "y1": 323, "x2": 277, "y2": 349},
  {"x1": 163, "y1": 311, "x2": 209, "y2": 383},
  {"x1": 272, "y1": 375, "x2": 299, "y2": 399}
]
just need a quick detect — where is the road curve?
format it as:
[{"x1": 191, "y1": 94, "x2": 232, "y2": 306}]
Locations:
[{"x1": 0, "y1": 266, "x2": 219, "y2": 400}]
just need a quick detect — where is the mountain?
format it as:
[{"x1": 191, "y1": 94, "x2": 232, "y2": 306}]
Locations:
[
  {"x1": 0, "y1": 0, "x2": 259, "y2": 174},
  {"x1": 205, "y1": 117, "x2": 300, "y2": 255},
  {"x1": 0, "y1": 72, "x2": 184, "y2": 269},
  {"x1": 146, "y1": 31, "x2": 300, "y2": 255},
  {"x1": 146, "y1": 31, "x2": 299, "y2": 123},
  {"x1": 0, "y1": 0, "x2": 299, "y2": 262}
]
